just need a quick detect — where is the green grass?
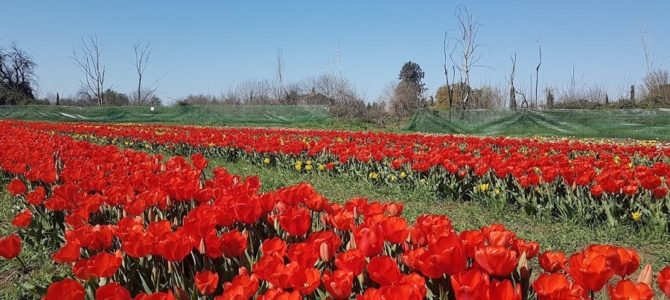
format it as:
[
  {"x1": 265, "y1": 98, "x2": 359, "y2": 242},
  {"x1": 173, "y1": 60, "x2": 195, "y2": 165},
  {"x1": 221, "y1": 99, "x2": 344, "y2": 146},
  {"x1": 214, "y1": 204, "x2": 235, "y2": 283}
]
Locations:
[
  {"x1": 216, "y1": 158, "x2": 670, "y2": 271},
  {"x1": 0, "y1": 189, "x2": 68, "y2": 300}
]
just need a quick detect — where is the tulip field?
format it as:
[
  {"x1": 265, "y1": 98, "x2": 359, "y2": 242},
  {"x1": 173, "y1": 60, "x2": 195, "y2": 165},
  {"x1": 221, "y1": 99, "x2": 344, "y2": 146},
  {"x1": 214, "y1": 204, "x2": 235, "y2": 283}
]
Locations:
[{"x1": 1, "y1": 119, "x2": 670, "y2": 299}]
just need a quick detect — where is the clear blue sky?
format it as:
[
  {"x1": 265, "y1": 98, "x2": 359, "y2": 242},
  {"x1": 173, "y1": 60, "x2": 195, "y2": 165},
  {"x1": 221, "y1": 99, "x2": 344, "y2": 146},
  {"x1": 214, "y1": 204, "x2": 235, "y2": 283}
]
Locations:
[{"x1": 1, "y1": 1, "x2": 668, "y2": 104}]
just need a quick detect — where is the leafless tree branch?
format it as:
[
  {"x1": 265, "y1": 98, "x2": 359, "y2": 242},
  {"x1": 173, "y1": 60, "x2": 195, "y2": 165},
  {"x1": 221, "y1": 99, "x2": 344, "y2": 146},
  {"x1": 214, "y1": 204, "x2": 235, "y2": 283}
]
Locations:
[{"x1": 71, "y1": 36, "x2": 106, "y2": 105}]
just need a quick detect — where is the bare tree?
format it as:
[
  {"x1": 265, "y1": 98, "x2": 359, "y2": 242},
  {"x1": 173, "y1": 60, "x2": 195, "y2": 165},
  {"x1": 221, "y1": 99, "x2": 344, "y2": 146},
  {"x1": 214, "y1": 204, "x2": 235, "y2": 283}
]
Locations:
[
  {"x1": 640, "y1": 27, "x2": 669, "y2": 102},
  {"x1": 443, "y1": 31, "x2": 456, "y2": 113},
  {"x1": 559, "y1": 65, "x2": 585, "y2": 103},
  {"x1": 535, "y1": 42, "x2": 542, "y2": 106},
  {"x1": 275, "y1": 47, "x2": 284, "y2": 99},
  {"x1": 507, "y1": 53, "x2": 517, "y2": 110},
  {"x1": 133, "y1": 40, "x2": 158, "y2": 105},
  {"x1": 641, "y1": 26, "x2": 656, "y2": 72},
  {"x1": 0, "y1": 43, "x2": 37, "y2": 100},
  {"x1": 452, "y1": 5, "x2": 483, "y2": 109},
  {"x1": 516, "y1": 88, "x2": 529, "y2": 108},
  {"x1": 71, "y1": 36, "x2": 106, "y2": 106}
]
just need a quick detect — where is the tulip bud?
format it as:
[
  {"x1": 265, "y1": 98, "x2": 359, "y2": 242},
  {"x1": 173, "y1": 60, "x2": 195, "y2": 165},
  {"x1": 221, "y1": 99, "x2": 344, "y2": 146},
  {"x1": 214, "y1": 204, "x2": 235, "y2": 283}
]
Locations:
[
  {"x1": 198, "y1": 239, "x2": 206, "y2": 255},
  {"x1": 517, "y1": 252, "x2": 531, "y2": 280},
  {"x1": 173, "y1": 287, "x2": 189, "y2": 300},
  {"x1": 347, "y1": 232, "x2": 356, "y2": 250},
  {"x1": 637, "y1": 264, "x2": 653, "y2": 286},
  {"x1": 320, "y1": 242, "x2": 331, "y2": 262},
  {"x1": 517, "y1": 252, "x2": 532, "y2": 299}
]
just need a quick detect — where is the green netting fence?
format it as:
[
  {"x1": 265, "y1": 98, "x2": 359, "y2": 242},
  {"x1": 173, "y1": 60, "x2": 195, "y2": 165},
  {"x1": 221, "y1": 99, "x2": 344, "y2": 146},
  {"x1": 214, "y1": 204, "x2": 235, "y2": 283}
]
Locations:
[
  {"x1": 405, "y1": 108, "x2": 670, "y2": 140},
  {"x1": 0, "y1": 105, "x2": 331, "y2": 126},
  {"x1": 2, "y1": 105, "x2": 669, "y2": 140}
]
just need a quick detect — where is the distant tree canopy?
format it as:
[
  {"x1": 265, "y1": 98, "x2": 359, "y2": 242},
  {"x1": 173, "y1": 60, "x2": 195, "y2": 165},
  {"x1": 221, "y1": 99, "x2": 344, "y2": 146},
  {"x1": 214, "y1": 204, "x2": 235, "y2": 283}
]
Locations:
[
  {"x1": 392, "y1": 61, "x2": 426, "y2": 118},
  {"x1": 399, "y1": 61, "x2": 425, "y2": 86},
  {"x1": 644, "y1": 69, "x2": 670, "y2": 104},
  {"x1": 435, "y1": 83, "x2": 502, "y2": 109},
  {"x1": 103, "y1": 89, "x2": 130, "y2": 106},
  {"x1": 0, "y1": 43, "x2": 41, "y2": 105}
]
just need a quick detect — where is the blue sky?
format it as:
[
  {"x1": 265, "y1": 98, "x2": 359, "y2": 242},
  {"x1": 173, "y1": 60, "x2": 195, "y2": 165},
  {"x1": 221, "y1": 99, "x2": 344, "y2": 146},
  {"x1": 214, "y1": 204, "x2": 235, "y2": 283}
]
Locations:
[{"x1": 1, "y1": 1, "x2": 668, "y2": 104}]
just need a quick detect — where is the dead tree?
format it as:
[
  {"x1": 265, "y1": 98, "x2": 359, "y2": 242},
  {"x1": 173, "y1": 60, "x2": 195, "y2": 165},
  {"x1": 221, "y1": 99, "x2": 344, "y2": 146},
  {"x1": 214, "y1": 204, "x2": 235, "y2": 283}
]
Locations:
[
  {"x1": 0, "y1": 43, "x2": 37, "y2": 99},
  {"x1": 443, "y1": 30, "x2": 456, "y2": 114},
  {"x1": 641, "y1": 26, "x2": 655, "y2": 72},
  {"x1": 276, "y1": 47, "x2": 284, "y2": 100},
  {"x1": 133, "y1": 40, "x2": 157, "y2": 105},
  {"x1": 453, "y1": 5, "x2": 482, "y2": 110},
  {"x1": 71, "y1": 36, "x2": 106, "y2": 106},
  {"x1": 516, "y1": 89, "x2": 529, "y2": 108},
  {"x1": 508, "y1": 54, "x2": 517, "y2": 110},
  {"x1": 535, "y1": 42, "x2": 542, "y2": 107}
]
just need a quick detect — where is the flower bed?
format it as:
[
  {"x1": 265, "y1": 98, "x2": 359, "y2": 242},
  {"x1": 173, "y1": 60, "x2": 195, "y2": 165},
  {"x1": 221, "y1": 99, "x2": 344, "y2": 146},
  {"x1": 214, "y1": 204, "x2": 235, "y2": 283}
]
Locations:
[
  {"x1": 5, "y1": 120, "x2": 670, "y2": 233},
  {"x1": 0, "y1": 121, "x2": 669, "y2": 299}
]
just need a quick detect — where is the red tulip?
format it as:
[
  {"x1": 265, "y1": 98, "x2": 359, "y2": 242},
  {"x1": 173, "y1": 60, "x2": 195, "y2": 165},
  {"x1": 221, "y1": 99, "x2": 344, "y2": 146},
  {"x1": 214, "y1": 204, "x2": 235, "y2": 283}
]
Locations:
[
  {"x1": 257, "y1": 288, "x2": 301, "y2": 300},
  {"x1": 352, "y1": 224, "x2": 384, "y2": 257},
  {"x1": 52, "y1": 242, "x2": 82, "y2": 263},
  {"x1": 568, "y1": 252, "x2": 614, "y2": 292},
  {"x1": 72, "y1": 251, "x2": 122, "y2": 280},
  {"x1": 220, "y1": 268, "x2": 260, "y2": 299},
  {"x1": 538, "y1": 251, "x2": 567, "y2": 273},
  {"x1": 291, "y1": 267, "x2": 320, "y2": 295},
  {"x1": 475, "y1": 245, "x2": 518, "y2": 277},
  {"x1": 195, "y1": 270, "x2": 219, "y2": 295},
  {"x1": 154, "y1": 231, "x2": 195, "y2": 261},
  {"x1": 11, "y1": 209, "x2": 32, "y2": 228},
  {"x1": 490, "y1": 279, "x2": 521, "y2": 300},
  {"x1": 428, "y1": 234, "x2": 467, "y2": 276},
  {"x1": 612, "y1": 246, "x2": 640, "y2": 277},
  {"x1": 366, "y1": 256, "x2": 403, "y2": 286},
  {"x1": 278, "y1": 206, "x2": 311, "y2": 236},
  {"x1": 134, "y1": 291, "x2": 176, "y2": 300},
  {"x1": 96, "y1": 282, "x2": 132, "y2": 300},
  {"x1": 287, "y1": 242, "x2": 319, "y2": 268},
  {"x1": 384, "y1": 202, "x2": 404, "y2": 216},
  {"x1": 220, "y1": 230, "x2": 248, "y2": 257},
  {"x1": 308, "y1": 230, "x2": 341, "y2": 260},
  {"x1": 379, "y1": 216, "x2": 409, "y2": 244},
  {"x1": 512, "y1": 239, "x2": 540, "y2": 259},
  {"x1": 653, "y1": 186, "x2": 668, "y2": 198},
  {"x1": 335, "y1": 249, "x2": 367, "y2": 275},
  {"x1": 323, "y1": 270, "x2": 354, "y2": 299},
  {"x1": 261, "y1": 237, "x2": 287, "y2": 258},
  {"x1": 7, "y1": 178, "x2": 27, "y2": 196},
  {"x1": 532, "y1": 273, "x2": 580, "y2": 300},
  {"x1": 191, "y1": 153, "x2": 208, "y2": 170},
  {"x1": 459, "y1": 230, "x2": 484, "y2": 259},
  {"x1": 659, "y1": 266, "x2": 670, "y2": 298},
  {"x1": 451, "y1": 268, "x2": 490, "y2": 300},
  {"x1": 607, "y1": 279, "x2": 653, "y2": 300},
  {"x1": 26, "y1": 186, "x2": 46, "y2": 205},
  {"x1": 44, "y1": 278, "x2": 85, "y2": 300},
  {"x1": 0, "y1": 234, "x2": 21, "y2": 259},
  {"x1": 484, "y1": 227, "x2": 516, "y2": 247},
  {"x1": 590, "y1": 184, "x2": 604, "y2": 197}
]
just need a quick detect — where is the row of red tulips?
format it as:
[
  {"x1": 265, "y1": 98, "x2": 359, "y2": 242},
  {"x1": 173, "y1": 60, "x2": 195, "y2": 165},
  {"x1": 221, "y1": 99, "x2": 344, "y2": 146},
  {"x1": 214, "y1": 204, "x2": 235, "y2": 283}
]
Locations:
[
  {"x1": 5, "y1": 120, "x2": 670, "y2": 233},
  {"x1": 0, "y1": 121, "x2": 670, "y2": 299}
]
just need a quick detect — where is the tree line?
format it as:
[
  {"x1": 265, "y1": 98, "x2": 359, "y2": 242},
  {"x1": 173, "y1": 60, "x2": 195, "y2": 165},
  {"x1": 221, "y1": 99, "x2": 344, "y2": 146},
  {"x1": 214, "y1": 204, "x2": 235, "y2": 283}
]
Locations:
[{"x1": 2, "y1": 4, "x2": 669, "y2": 123}]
